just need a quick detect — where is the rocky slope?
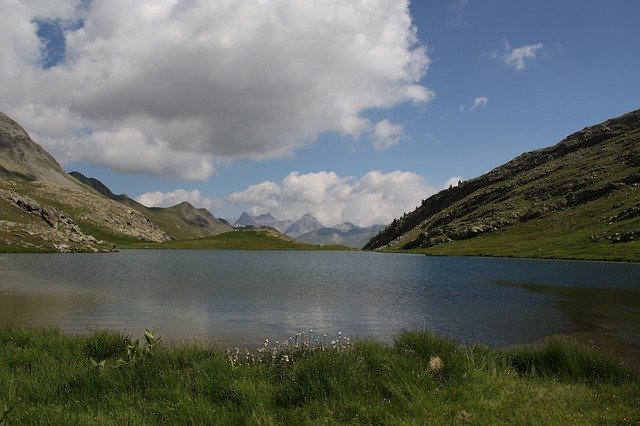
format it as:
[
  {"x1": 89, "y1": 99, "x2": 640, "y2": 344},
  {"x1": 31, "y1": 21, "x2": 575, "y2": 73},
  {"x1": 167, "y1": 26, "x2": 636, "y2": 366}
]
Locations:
[
  {"x1": 364, "y1": 109, "x2": 640, "y2": 261},
  {"x1": 0, "y1": 177, "x2": 170, "y2": 252},
  {"x1": 1, "y1": 112, "x2": 236, "y2": 252},
  {"x1": 297, "y1": 223, "x2": 386, "y2": 248},
  {"x1": 0, "y1": 112, "x2": 82, "y2": 189}
]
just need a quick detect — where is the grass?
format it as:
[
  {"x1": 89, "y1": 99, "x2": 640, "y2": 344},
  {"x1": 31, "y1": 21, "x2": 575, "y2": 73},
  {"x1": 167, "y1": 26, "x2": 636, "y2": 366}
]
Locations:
[
  {"x1": 0, "y1": 325, "x2": 638, "y2": 424},
  {"x1": 124, "y1": 229, "x2": 351, "y2": 251}
]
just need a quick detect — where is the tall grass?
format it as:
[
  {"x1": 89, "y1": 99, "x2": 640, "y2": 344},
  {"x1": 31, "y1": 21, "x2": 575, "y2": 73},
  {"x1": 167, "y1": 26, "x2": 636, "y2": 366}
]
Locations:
[{"x1": 0, "y1": 325, "x2": 637, "y2": 424}]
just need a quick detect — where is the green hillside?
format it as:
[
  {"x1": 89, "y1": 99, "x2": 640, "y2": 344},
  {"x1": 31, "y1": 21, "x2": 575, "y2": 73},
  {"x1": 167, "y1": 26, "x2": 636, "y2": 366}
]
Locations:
[
  {"x1": 126, "y1": 229, "x2": 350, "y2": 251},
  {"x1": 365, "y1": 109, "x2": 640, "y2": 261}
]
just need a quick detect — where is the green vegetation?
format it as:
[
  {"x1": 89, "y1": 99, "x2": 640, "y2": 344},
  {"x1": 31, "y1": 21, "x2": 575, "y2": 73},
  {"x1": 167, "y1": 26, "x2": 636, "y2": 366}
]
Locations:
[
  {"x1": 368, "y1": 109, "x2": 640, "y2": 262},
  {"x1": 0, "y1": 325, "x2": 637, "y2": 424},
  {"x1": 411, "y1": 183, "x2": 640, "y2": 261},
  {"x1": 126, "y1": 229, "x2": 350, "y2": 251}
]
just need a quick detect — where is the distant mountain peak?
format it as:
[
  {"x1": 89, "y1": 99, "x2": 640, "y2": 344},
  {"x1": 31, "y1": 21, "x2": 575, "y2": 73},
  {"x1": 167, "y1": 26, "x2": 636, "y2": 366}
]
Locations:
[
  {"x1": 284, "y1": 213, "x2": 324, "y2": 237},
  {"x1": 256, "y1": 212, "x2": 276, "y2": 221},
  {"x1": 333, "y1": 222, "x2": 359, "y2": 232},
  {"x1": 233, "y1": 211, "x2": 292, "y2": 232}
]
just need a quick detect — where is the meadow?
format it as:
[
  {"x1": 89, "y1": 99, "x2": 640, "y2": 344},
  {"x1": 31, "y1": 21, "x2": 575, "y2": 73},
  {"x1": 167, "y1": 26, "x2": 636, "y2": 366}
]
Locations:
[{"x1": 1, "y1": 325, "x2": 638, "y2": 424}]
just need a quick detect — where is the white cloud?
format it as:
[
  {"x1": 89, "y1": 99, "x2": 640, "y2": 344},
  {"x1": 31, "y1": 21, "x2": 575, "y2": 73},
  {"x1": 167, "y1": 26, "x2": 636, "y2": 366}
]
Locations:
[
  {"x1": 372, "y1": 119, "x2": 404, "y2": 150},
  {"x1": 0, "y1": 0, "x2": 433, "y2": 180},
  {"x1": 442, "y1": 176, "x2": 464, "y2": 189},
  {"x1": 227, "y1": 170, "x2": 447, "y2": 227},
  {"x1": 502, "y1": 42, "x2": 543, "y2": 71},
  {"x1": 136, "y1": 189, "x2": 223, "y2": 211},
  {"x1": 447, "y1": 0, "x2": 469, "y2": 26},
  {"x1": 469, "y1": 96, "x2": 488, "y2": 112}
]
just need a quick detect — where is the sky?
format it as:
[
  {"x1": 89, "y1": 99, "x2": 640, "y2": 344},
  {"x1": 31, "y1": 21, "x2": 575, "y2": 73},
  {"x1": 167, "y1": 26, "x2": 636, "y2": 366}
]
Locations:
[{"x1": 1, "y1": 0, "x2": 639, "y2": 226}]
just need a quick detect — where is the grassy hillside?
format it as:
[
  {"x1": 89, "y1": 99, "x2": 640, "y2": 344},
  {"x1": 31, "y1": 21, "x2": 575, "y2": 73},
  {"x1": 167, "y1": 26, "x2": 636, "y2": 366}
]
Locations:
[
  {"x1": 119, "y1": 198, "x2": 234, "y2": 240},
  {"x1": 366, "y1": 109, "x2": 640, "y2": 261},
  {"x1": 70, "y1": 171, "x2": 234, "y2": 240},
  {"x1": 0, "y1": 326, "x2": 637, "y2": 424},
  {"x1": 0, "y1": 179, "x2": 159, "y2": 252},
  {"x1": 1, "y1": 111, "x2": 237, "y2": 252},
  {"x1": 126, "y1": 229, "x2": 350, "y2": 251}
]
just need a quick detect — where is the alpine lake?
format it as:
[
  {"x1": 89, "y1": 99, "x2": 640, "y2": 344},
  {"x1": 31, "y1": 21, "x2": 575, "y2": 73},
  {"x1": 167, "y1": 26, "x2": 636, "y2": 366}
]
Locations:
[{"x1": 1, "y1": 250, "x2": 639, "y2": 363}]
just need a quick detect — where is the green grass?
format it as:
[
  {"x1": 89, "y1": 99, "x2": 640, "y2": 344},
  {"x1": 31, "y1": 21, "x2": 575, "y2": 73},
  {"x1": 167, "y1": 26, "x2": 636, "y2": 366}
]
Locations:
[
  {"x1": 124, "y1": 229, "x2": 351, "y2": 251},
  {"x1": 0, "y1": 325, "x2": 638, "y2": 424}
]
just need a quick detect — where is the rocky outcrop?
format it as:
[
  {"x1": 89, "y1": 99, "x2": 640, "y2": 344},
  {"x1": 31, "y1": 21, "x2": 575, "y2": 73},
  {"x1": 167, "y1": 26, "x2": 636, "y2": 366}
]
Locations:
[
  {"x1": 0, "y1": 187, "x2": 105, "y2": 252},
  {"x1": 1, "y1": 180, "x2": 171, "y2": 245}
]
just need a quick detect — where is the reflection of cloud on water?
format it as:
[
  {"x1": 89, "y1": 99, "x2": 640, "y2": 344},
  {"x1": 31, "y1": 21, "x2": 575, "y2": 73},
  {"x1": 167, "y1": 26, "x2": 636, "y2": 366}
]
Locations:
[{"x1": 0, "y1": 291, "x2": 102, "y2": 328}]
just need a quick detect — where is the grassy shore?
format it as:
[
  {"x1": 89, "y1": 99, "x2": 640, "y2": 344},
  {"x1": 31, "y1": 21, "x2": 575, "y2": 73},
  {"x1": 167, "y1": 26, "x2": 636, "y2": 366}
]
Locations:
[{"x1": 1, "y1": 326, "x2": 638, "y2": 424}]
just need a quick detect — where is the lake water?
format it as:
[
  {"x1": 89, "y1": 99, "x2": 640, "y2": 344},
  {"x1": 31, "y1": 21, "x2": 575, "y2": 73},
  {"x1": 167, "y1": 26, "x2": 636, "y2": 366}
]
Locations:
[{"x1": 1, "y1": 250, "x2": 639, "y2": 361}]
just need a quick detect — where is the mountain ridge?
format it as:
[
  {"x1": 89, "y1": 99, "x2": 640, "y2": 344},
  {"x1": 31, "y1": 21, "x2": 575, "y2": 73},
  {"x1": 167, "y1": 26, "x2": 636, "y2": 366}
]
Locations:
[
  {"x1": 297, "y1": 223, "x2": 386, "y2": 248},
  {"x1": 364, "y1": 109, "x2": 640, "y2": 261},
  {"x1": 284, "y1": 213, "x2": 324, "y2": 237},
  {"x1": 69, "y1": 171, "x2": 233, "y2": 240},
  {"x1": 234, "y1": 211, "x2": 292, "y2": 232}
]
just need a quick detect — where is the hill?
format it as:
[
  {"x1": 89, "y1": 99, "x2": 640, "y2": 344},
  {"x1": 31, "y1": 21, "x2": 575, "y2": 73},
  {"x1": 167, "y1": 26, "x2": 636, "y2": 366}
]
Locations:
[
  {"x1": 128, "y1": 228, "x2": 349, "y2": 251},
  {"x1": 364, "y1": 109, "x2": 640, "y2": 262},
  {"x1": 297, "y1": 223, "x2": 386, "y2": 248},
  {"x1": 0, "y1": 112, "x2": 231, "y2": 252},
  {"x1": 70, "y1": 171, "x2": 233, "y2": 240},
  {"x1": 0, "y1": 112, "x2": 83, "y2": 189}
]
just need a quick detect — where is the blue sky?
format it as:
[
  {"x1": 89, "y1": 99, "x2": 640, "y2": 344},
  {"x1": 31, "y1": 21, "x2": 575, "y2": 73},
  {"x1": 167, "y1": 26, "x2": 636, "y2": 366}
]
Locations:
[{"x1": 1, "y1": 0, "x2": 639, "y2": 225}]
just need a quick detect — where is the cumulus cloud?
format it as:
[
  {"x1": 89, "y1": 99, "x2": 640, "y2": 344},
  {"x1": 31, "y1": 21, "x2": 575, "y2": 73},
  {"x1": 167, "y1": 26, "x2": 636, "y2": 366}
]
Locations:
[
  {"x1": 227, "y1": 170, "x2": 446, "y2": 227},
  {"x1": 372, "y1": 119, "x2": 404, "y2": 150},
  {"x1": 498, "y1": 42, "x2": 543, "y2": 71},
  {"x1": 136, "y1": 189, "x2": 223, "y2": 211},
  {"x1": 469, "y1": 96, "x2": 488, "y2": 112},
  {"x1": 0, "y1": 0, "x2": 432, "y2": 180}
]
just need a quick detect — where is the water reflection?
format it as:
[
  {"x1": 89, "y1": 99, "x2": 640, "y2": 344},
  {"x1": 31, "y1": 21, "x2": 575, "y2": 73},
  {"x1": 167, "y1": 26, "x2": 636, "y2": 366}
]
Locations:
[
  {"x1": 498, "y1": 280, "x2": 640, "y2": 364},
  {"x1": 0, "y1": 252, "x2": 638, "y2": 359}
]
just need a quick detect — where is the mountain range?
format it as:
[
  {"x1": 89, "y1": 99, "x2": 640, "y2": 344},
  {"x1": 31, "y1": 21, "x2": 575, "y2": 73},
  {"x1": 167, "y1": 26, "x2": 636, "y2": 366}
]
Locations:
[
  {"x1": 365, "y1": 109, "x2": 640, "y2": 261},
  {"x1": 296, "y1": 223, "x2": 386, "y2": 248},
  {"x1": 234, "y1": 212, "x2": 325, "y2": 237},
  {"x1": 233, "y1": 211, "x2": 385, "y2": 247},
  {"x1": 234, "y1": 212, "x2": 292, "y2": 232}
]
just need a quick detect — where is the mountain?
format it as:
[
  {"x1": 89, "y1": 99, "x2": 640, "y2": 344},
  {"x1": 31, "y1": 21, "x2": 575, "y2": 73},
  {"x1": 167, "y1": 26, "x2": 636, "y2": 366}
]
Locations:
[
  {"x1": 69, "y1": 171, "x2": 233, "y2": 240},
  {"x1": 297, "y1": 223, "x2": 386, "y2": 248},
  {"x1": 233, "y1": 212, "x2": 292, "y2": 232},
  {"x1": 0, "y1": 112, "x2": 231, "y2": 252},
  {"x1": 284, "y1": 213, "x2": 324, "y2": 237},
  {"x1": 364, "y1": 109, "x2": 640, "y2": 262},
  {"x1": 0, "y1": 112, "x2": 82, "y2": 189},
  {"x1": 69, "y1": 171, "x2": 117, "y2": 198}
]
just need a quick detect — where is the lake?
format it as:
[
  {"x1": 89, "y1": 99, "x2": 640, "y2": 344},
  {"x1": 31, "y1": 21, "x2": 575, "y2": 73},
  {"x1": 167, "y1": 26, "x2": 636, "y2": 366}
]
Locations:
[{"x1": 1, "y1": 250, "x2": 639, "y2": 361}]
